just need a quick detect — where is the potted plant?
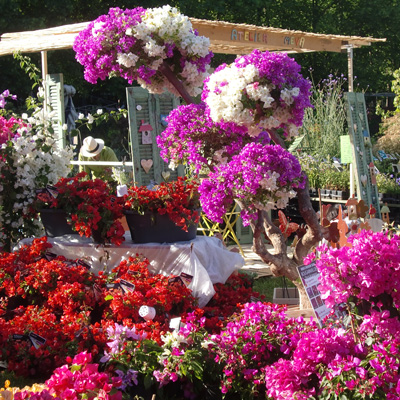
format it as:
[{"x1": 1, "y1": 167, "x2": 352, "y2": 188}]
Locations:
[
  {"x1": 35, "y1": 172, "x2": 125, "y2": 245},
  {"x1": 376, "y1": 173, "x2": 400, "y2": 203},
  {"x1": 123, "y1": 176, "x2": 201, "y2": 243}
]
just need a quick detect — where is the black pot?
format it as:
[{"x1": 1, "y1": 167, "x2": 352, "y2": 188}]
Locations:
[
  {"x1": 91, "y1": 227, "x2": 106, "y2": 244},
  {"x1": 39, "y1": 209, "x2": 74, "y2": 237},
  {"x1": 124, "y1": 210, "x2": 199, "y2": 243}
]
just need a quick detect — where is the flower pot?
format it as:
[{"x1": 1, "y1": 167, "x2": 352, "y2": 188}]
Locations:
[
  {"x1": 39, "y1": 209, "x2": 74, "y2": 237},
  {"x1": 124, "y1": 211, "x2": 198, "y2": 243},
  {"x1": 320, "y1": 189, "x2": 330, "y2": 199},
  {"x1": 330, "y1": 190, "x2": 339, "y2": 200},
  {"x1": 91, "y1": 227, "x2": 105, "y2": 244},
  {"x1": 309, "y1": 188, "x2": 318, "y2": 198}
]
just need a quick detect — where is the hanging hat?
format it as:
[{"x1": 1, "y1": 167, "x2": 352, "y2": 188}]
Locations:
[{"x1": 80, "y1": 136, "x2": 104, "y2": 157}]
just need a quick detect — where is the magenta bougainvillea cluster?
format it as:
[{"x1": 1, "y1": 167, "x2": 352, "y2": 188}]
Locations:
[
  {"x1": 156, "y1": 50, "x2": 310, "y2": 225},
  {"x1": 199, "y1": 142, "x2": 305, "y2": 224},
  {"x1": 157, "y1": 103, "x2": 257, "y2": 173},
  {"x1": 201, "y1": 49, "x2": 312, "y2": 138},
  {"x1": 73, "y1": 6, "x2": 213, "y2": 97},
  {"x1": 308, "y1": 230, "x2": 400, "y2": 312},
  {"x1": 73, "y1": 7, "x2": 147, "y2": 84},
  {"x1": 0, "y1": 115, "x2": 23, "y2": 146}
]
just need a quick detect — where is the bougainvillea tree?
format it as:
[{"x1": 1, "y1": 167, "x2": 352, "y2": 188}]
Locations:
[
  {"x1": 158, "y1": 50, "x2": 319, "y2": 307},
  {"x1": 74, "y1": 6, "x2": 321, "y2": 308}
]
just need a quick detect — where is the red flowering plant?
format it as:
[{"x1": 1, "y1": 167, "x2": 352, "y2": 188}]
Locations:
[
  {"x1": 0, "y1": 239, "x2": 100, "y2": 378},
  {"x1": 97, "y1": 254, "x2": 199, "y2": 344},
  {"x1": 35, "y1": 172, "x2": 125, "y2": 245},
  {"x1": 0, "y1": 239, "x2": 200, "y2": 377},
  {"x1": 123, "y1": 176, "x2": 201, "y2": 232}
]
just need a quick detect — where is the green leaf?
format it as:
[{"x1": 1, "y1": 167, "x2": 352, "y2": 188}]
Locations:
[
  {"x1": 70, "y1": 364, "x2": 81, "y2": 372},
  {"x1": 342, "y1": 314, "x2": 352, "y2": 327},
  {"x1": 104, "y1": 295, "x2": 114, "y2": 301},
  {"x1": 180, "y1": 363, "x2": 188, "y2": 376},
  {"x1": 144, "y1": 374, "x2": 153, "y2": 389},
  {"x1": 69, "y1": 128, "x2": 79, "y2": 137}
]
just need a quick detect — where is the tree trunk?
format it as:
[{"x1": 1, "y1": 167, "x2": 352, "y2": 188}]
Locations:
[
  {"x1": 248, "y1": 208, "x2": 315, "y2": 309},
  {"x1": 240, "y1": 129, "x2": 324, "y2": 310}
]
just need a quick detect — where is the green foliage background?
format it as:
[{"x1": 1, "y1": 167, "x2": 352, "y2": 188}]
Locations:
[{"x1": 1, "y1": 0, "x2": 399, "y2": 154}]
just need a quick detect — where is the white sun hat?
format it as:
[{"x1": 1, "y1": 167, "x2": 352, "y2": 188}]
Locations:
[{"x1": 80, "y1": 136, "x2": 104, "y2": 157}]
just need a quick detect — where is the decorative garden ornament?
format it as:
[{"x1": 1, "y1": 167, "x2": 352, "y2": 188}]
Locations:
[
  {"x1": 139, "y1": 120, "x2": 153, "y2": 144},
  {"x1": 140, "y1": 159, "x2": 153, "y2": 173}
]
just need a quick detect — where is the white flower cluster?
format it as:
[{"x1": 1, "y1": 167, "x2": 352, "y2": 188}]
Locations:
[
  {"x1": 254, "y1": 171, "x2": 297, "y2": 212},
  {"x1": 117, "y1": 52, "x2": 140, "y2": 69},
  {"x1": 205, "y1": 64, "x2": 301, "y2": 138},
  {"x1": 124, "y1": 5, "x2": 211, "y2": 97},
  {"x1": 0, "y1": 105, "x2": 73, "y2": 239},
  {"x1": 255, "y1": 188, "x2": 297, "y2": 213}
]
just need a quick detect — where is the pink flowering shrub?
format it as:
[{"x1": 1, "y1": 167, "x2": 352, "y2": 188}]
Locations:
[
  {"x1": 208, "y1": 302, "x2": 317, "y2": 398},
  {"x1": 201, "y1": 50, "x2": 312, "y2": 138},
  {"x1": 0, "y1": 89, "x2": 17, "y2": 109},
  {"x1": 264, "y1": 327, "x2": 355, "y2": 399},
  {"x1": 264, "y1": 325, "x2": 400, "y2": 400},
  {"x1": 73, "y1": 6, "x2": 213, "y2": 97},
  {"x1": 45, "y1": 352, "x2": 122, "y2": 400},
  {"x1": 73, "y1": 7, "x2": 146, "y2": 84},
  {"x1": 0, "y1": 115, "x2": 23, "y2": 145},
  {"x1": 312, "y1": 230, "x2": 400, "y2": 316},
  {"x1": 157, "y1": 102, "x2": 265, "y2": 173},
  {"x1": 13, "y1": 352, "x2": 122, "y2": 400}
]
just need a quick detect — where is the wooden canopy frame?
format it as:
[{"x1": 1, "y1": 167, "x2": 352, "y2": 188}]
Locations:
[
  {"x1": 0, "y1": 18, "x2": 385, "y2": 91},
  {"x1": 0, "y1": 19, "x2": 385, "y2": 56}
]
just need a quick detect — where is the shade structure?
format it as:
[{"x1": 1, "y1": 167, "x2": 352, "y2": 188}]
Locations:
[{"x1": 0, "y1": 18, "x2": 385, "y2": 57}]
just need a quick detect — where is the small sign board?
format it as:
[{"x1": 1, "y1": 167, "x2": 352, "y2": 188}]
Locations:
[
  {"x1": 297, "y1": 261, "x2": 335, "y2": 327},
  {"x1": 340, "y1": 135, "x2": 352, "y2": 164}
]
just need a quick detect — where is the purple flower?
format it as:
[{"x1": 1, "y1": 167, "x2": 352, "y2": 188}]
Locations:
[{"x1": 199, "y1": 142, "x2": 305, "y2": 224}]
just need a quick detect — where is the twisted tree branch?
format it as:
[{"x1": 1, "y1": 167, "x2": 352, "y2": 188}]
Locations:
[{"x1": 159, "y1": 61, "x2": 194, "y2": 105}]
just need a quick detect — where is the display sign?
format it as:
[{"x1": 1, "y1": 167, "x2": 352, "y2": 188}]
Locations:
[
  {"x1": 340, "y1": 135, "x2": 352, "y2": 164},
  {"x1": 297, "y1": 261, "x2": 335, "y2": 327}
]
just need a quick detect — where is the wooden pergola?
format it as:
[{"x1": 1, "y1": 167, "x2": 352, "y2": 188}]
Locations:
[
  {"x1": 0, "y1": 18, "x2": 385, "y2": 55},
  {"x1": 0, "y1": 18, "x2": 385, "y2": 90}
]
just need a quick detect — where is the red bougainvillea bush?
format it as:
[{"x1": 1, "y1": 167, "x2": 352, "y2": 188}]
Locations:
[{"x1": 0, "y1": 237, "x2": 261, "y2": 380}]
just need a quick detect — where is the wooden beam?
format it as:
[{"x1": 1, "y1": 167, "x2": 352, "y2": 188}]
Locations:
[
  {"x1": 192, "y1": 21, "x2": 344, "y2": 53},
  {"x1": 0, "y1": 19, "x2": 385, "y2": 57}
]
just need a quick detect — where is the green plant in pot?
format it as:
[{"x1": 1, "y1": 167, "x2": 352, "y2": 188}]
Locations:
[{"x1": 376, "y1": 173, "x2": 400, "y2": 195}]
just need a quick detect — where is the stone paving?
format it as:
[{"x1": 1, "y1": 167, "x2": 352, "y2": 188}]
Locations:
[
  {"x1": 228, "y1": 242, "x2": 294, "y2": 278},
  {"x1": 230, "y1": 243, "x2": 315, "y2": 319}
]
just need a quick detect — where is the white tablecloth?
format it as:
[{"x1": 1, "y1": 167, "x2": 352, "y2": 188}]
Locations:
[{"x1": 17, "y1": 234, "x2": 244, "y2": 307}]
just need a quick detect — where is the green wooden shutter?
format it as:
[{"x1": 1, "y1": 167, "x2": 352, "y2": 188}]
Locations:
[
  {"x1": 345, "y1": 92, "x2": 381, "y2": 218},
  {"x1": 45, "y1": 73, "x2": 65, "y2": 149},
  {"x1": 126, "y1": 87, "x2": 183, "y2": 186}
]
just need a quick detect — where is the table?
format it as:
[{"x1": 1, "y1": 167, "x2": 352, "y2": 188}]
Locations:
[{"x1": 17, "y1": 234, "x2": 244, "y2": 307}]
